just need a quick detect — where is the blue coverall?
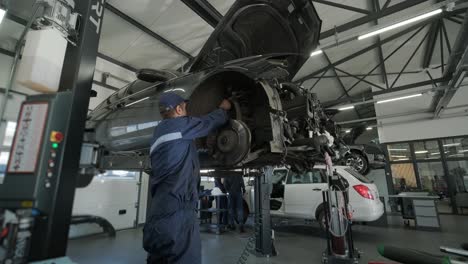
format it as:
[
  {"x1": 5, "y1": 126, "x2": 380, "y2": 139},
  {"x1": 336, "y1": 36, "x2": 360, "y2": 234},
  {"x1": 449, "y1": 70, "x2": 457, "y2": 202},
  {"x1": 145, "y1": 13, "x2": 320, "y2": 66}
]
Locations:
[{"x1": 143, "y1": 108, "x2": 228, "y2": 264}]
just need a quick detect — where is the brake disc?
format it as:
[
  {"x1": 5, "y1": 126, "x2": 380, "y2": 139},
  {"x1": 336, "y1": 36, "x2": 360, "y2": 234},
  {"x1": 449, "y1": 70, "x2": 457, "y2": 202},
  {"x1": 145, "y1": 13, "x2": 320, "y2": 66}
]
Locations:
[{"x1": 214, "y1": 120, "x2": 251, "y2": 166}]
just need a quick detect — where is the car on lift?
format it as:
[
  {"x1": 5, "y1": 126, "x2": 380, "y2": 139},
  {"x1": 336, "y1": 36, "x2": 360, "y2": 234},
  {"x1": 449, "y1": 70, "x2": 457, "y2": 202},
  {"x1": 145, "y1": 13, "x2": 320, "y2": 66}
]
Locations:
[
  {"x1": 345, "y1": 144, "x2": 387, "y2": 175},
  {"x1": 245, "y1": 165, "x2": 384, "y2": 229},
  {"x1": 84, "y1": 0, "x2": 356, "y2": 177}
]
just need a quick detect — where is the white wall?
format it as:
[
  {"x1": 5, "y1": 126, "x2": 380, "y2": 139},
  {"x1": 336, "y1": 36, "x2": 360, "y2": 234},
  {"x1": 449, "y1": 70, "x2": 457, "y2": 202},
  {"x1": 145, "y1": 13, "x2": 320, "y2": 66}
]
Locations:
[
  {"x1": 374, "y1": 71, "x2": 468, "y2": 143},
  {"x1": 378, "y1": 115, "x2": 468, "y2": 143},
  {"x1": 366, "y1": 169, "x2": 391, "y2": 212},
  {"x1": 70, "y1": 177, "x2": 140, "y2": 237}
]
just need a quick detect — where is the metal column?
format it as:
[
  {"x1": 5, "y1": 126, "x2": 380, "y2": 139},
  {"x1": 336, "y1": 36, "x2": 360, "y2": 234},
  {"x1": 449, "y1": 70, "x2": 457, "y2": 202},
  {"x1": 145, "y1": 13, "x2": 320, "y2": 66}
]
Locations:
[
  {"x1": 254, "y1": 166, "x2": 274, "y2": 256},
  {"x1": 28, "y1": 0, "x2": 105, "y2": 260}
]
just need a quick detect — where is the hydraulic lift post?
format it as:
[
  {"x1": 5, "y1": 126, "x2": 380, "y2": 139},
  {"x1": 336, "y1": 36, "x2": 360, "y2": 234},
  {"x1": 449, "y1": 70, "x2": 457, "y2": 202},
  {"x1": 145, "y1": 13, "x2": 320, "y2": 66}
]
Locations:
[
  {"x1": 0, "y1": 0, "x2": 105, "y2": 261},
  {"x1": 254, "y1": 166, "x2": 274, "y2": 256}
]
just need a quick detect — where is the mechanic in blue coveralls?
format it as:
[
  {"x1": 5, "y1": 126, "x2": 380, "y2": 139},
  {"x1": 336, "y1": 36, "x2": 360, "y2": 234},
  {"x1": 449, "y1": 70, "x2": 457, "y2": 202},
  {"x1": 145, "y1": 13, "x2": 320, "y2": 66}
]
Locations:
[{"x1": 144, "y1": 92, "x2": 231, "y2": 264}]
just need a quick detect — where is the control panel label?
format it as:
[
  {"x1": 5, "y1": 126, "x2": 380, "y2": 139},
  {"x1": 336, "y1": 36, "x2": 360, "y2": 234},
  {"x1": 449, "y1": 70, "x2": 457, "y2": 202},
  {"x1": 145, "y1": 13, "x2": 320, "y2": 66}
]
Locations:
[{"x1": 7, "y1": 102, "x2": 49, "y2": 174}]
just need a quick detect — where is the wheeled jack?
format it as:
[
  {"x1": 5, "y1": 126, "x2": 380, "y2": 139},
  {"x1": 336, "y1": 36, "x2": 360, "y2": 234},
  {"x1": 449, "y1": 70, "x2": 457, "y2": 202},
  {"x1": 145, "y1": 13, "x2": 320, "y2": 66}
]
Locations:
[{"x1": 322, "y1": 153, "x2": 360, "y2": 264}]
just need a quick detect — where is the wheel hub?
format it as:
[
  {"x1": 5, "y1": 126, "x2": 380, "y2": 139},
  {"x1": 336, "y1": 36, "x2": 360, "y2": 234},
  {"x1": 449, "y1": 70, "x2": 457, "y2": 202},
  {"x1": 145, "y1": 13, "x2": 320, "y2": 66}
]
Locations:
[{"x1": 215, "y1": 120, "x2": 251, "y2": 166}]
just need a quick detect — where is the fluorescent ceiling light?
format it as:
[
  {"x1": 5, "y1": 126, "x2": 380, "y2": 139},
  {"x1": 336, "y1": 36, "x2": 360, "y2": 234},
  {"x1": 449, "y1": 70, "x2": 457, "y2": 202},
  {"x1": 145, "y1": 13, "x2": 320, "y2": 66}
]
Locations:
[
  {"x1": 310, "y1": 49, "x2": 323, "y2": 57},
  {"x1": 126, "y1": 96, "x2": 150, "y2": 107},
  {"x1": 376, "y1": 93, "x2": 422, "y2": 104},
  {"x1": 345, "y1": 130, "x2": 351, "y2": 133},
  {"x1": 395, "y1": 158, "x2": 409, "y2": 161},
  {"x1": 443, "y1": 143, "x2": 461, "y2": 147},
  {"x1": 388, "y1": 149, "x2": 407, "y2": 151},
  {"x1": 0, "y1": 9, "x2": 5, "y2": 24},
  {"x1": 339, "y1": 105, "x2": 355, "y2": 111},
  {"x1": 391, "y1": 155, "x2": 408, "y2": 158},
  {"x1": 430, "y1": 152, "x2": 441, "y2": 155},
  {"x1": 358, "y1": 9, "x2": 443, "y2": 40},
  {"x1": 366, "y1": 127, "x2": 373, "y2": 130},
  {"x1": 458, "y1": 150, "x2": 468, "y2": 153},
  {"x1": 415, "y1": 150, "x2": 429, "y2": 154}
]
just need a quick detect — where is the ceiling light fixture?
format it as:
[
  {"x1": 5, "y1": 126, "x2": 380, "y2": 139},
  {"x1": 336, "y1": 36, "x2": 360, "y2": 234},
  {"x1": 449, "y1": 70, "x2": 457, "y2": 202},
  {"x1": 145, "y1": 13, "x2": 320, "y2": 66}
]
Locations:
[
  {"x1": 415, "y1": 150, "x2": 429, "y2": 154},
  {"x1": 458, "y1": 150, "x2": 468, "y2": 153},
  {"x1": 0, "y1": 8, "x2": 6, "y2": 24},
  {"x1": 391, "y1": 155, "x2": 408, "y2": 158},
  {"x1": 430, "y1": 152, "x2": 441, "y2": 155},
  {"x1": 126, "y1": 97, "x2": 150, "y2": 107},
  {"x1": 338, "y1": 105, "x2": 355, "y2": 111},
  {"x1": 345, "y1": 130, "x2": 351, "y2": 133},
  {"x1": 358, "y1": 9, "x2": 443, "y2": 40},
  {"x1": 366, "y1": 127, "x2": 373, "y2": 130},
  {"x1": 310, "y1": 49, "x2": 323, "y2": 57},
  {"x1": 388, "y1": 149, "x2": 407, "y2": 151},
  {"x1": 443, "y1": 143, "x2": 461, "y2": 147},
  {"x1": 376, "y1": 93, "x2": 422, "y2": 104}
]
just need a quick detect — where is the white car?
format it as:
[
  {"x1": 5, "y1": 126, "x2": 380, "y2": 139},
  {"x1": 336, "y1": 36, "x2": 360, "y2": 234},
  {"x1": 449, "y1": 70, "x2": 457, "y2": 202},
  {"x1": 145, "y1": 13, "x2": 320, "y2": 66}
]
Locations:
[{"x1": 246, "y1": 165, "x2": 384, "y2": 227}]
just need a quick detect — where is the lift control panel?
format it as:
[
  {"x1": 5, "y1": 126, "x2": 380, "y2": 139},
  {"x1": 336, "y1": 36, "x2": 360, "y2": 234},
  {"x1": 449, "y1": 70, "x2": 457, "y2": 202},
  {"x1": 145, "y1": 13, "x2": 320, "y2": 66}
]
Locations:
[{"x1": 0, "y1": 92, "x2": 72, "y2": 213}]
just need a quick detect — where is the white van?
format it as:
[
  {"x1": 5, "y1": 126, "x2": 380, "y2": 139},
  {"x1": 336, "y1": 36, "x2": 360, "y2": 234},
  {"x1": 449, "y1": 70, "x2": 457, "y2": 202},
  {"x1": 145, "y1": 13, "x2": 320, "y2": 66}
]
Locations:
[{"x1": 245, "y1": 165, "x2": 384, "y2": 228}]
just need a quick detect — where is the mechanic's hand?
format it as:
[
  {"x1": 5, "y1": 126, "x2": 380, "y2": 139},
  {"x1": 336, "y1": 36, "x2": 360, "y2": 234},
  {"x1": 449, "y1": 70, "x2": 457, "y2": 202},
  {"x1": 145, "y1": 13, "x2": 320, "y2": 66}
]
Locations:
[{"x1": 219, "y1": 99, "x2": 232, "y2": 111}]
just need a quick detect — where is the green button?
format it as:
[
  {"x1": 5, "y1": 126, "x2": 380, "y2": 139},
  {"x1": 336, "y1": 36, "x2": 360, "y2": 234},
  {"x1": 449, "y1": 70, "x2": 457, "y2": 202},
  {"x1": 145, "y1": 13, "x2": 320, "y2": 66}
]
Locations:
[{"x1": 52, "y1": 143, "x2": 59, "y2": 149}]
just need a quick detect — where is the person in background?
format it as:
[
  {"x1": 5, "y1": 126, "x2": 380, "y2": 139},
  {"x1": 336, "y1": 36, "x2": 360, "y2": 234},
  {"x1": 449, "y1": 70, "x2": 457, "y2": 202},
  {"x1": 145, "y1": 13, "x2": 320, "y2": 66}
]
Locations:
[
  {"x1": 224, "y1": 174, "x2": 246, "y2": 233},
  {"x1": 214, "y1": 177, "x2": 229, "y2": 226}
]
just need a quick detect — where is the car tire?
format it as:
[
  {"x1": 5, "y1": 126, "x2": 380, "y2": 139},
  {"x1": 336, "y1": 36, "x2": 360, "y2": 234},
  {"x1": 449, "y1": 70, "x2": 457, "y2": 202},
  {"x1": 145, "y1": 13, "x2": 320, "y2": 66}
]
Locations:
[
  {"x1": 346, "y1": 151, "x2": 370, "y2": 175},
  {"x1": 317, "y1": 209, "x2": 327, "y2": 231}
]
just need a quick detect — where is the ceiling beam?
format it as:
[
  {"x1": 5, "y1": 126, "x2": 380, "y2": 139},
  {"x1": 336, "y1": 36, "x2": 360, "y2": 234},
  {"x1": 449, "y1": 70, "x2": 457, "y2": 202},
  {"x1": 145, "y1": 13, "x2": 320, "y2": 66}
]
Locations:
[
  {"x1": 370, "y1": 0, "x2": 389, "y2": 88},
  {"x1": 296, "y1": 18, "x2": 435, "y2": 83},
  {"x1": 181, "y1": 0, "x2": 222, "y2": 28},
  {"x1": 312, "y1": 0, "x2": 370, "y2": 15},
  {"x1": 105, "y1": 3, "x2": 193, "y2": 60},
  {"x1": 432, "y1": 10, "x2": 468, "y2": 117},
  {"x1": 320, "y1": 0, "x2": 428, "y2": 40},
  {"x1": 334, "y1": 68, "x2": 385, "y2": 90},
  {"x1": 323, "y1": 77, "x2": 448, "y2": 107},
  {"x1": 0, "y1": 47, "x2": 15, "y2": 57},
  {"x1": 323, "y1": 52, "x2": 363, "y2": 119},
  {"x1": 303, "y1": 71, "x2": 422, "y2": 79},
  {"x1": 422, "y1": 21, "x2": 440, "y2": 68},
  {"x1": 441, "y1": 20, "x2": 452, "y2": 55},
  {"x1": 389, "y1": 28, "x2": 431, "y2": 89}
]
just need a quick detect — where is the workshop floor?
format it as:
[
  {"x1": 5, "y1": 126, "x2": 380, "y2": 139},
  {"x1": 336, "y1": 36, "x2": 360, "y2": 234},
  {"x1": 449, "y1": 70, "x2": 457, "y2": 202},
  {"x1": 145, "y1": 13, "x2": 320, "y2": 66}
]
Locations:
[{"x1": 67, "y1": 215, "x2": 468, "y2": 264}]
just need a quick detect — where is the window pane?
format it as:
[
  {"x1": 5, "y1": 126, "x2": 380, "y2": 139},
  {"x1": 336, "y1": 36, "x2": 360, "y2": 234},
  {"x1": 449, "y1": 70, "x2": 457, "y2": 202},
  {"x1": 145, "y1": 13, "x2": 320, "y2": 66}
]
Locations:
[
  {"x1": 447, "y1": 160, "x2": 468, "y2": 215},
  {"x1": 413, "y1": 140, "x2": 440, "y2": 160},
  {"x1": 2, "y1": 122, "x2": 17, "y2": 147},
  {"x1": 417, "y1": 162, "x2": 447, "y2": 194},
  {"x1": 447, "y1": 160, "x2": 468, "y2": 193},
  {"x1": 387, "y1": 143, "x2": 411, "y2": 161},
  {"x1": 391, "y1": 163, "x2": 417, "y2": 192},
  {"x1": 273, "y1": 169, "x2": 288, "y2": 184},
  {"x1": 0, "y1": 152, "x2": 9, "y2": 183},
  {"x1": 417, "y1": 162, "x2": 451, "y2": 213},
  {"x1": 443, "y1": 137, "x2": 468, "y2": 159},
  {"x1": 287, "y1": 171, "x2": 310, "y2": 184}
]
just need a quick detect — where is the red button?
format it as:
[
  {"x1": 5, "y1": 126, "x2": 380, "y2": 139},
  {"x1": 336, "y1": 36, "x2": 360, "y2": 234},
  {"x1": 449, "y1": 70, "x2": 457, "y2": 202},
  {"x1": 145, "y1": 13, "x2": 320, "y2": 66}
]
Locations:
[
  {"x1": 50, "y1": 131, "x2": 64, "y2": 143},
  {"x1": 54, "y1": 132, "x2": 64, "y2": 142}
]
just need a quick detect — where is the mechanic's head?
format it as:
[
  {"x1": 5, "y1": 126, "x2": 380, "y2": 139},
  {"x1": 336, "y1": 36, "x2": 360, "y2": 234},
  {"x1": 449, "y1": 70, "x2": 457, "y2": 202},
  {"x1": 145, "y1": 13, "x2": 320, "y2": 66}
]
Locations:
[{"x1": 158, "y1": 92, "x2": 188, "y2": 119}]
